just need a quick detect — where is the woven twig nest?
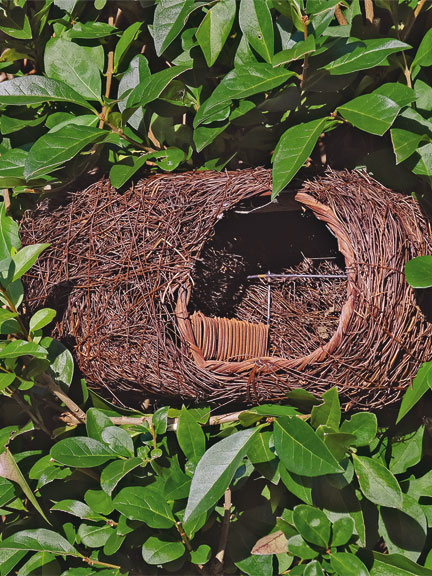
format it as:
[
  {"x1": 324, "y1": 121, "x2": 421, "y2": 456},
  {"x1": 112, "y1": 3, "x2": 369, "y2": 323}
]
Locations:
[{"x1": 22, "y1": 169, "x2": 432, "y2": 410}]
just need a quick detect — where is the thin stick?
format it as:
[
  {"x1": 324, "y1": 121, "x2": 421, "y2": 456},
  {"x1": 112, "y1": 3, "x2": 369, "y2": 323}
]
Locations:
[
  {"x1": 98, "y1": 11, "x2": 116, "y2": 129},
  {"x1": 402, "y1": 0, "x2": 428, "y2": 41},
  {"x1": 247, "y1": 273, "x2": 347, "y2": 280},
  {"x1": 39, "y1": 372, "x2": 87, "y2": 423},
  {"x1": 335, "y1": 3, "x2": 348, "y2": 25},
  {"x1": 214, "y1": 487, "x2": 232, "y2": 567},
  {"x1": 365, "y1": 0, "x2": 374, "y2": 24},
  {"x1": 2, "y1": 189, "x2": 11, "y2": 214}
]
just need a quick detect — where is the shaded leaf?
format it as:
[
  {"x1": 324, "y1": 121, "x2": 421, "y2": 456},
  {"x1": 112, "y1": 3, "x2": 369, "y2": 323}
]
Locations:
[
  {"x1": 29, "y1": 309, "x2": 56, "y2": 333},
  {"x1": 114, "y1": 22, "x2": 142, "y2": 73},
  {"x1": 293, "y1": 504, "x2": 331, "y2": 548},
  {"x1": 239, "y1": 0, "x2": 274, "y2": 63},
  {"x1": 142, "y1": 536, "x2": 185, "y2": 565},
  {"x1": 0, "y1": 148, "x2": 27, "y2": 188},
  {"x1": 340, "y1": 413, "x2": 377, "y2": 447},
  {"x1": 391, "y1": 129, "x2": 425, "y2": 165},
  {"x1": 311, "y1": 387, "x2": 340, "y2": 430},
  {"x1": 353, "y1": 455, "x2": 402, "y2": 509},
  {"x1": 412, "y1": 28, "x2": 432, "y2": 69},
  {"x1": 397, "y1": 361, "x2": 432, "y2": 423},
  {"x1": 153, "y1": 0, "x2": 203, "y2": 56},
  {"x1": 331, "y1": 552, "x2": 369, "y2": 576},
  {"x1": 126, "y1": 65, "x2": 191, "y2": 109},
  {"x1": 100, "y1": 457, "x2": 142, "y2": 496},
  {"x1": 113, "y1": 486, "x2": 175, "y2": 528},
  {"x1": 177, "y1": 406, "x2": 206, "y2": 464},
  {"x1": 196, "y1": 0, "x2": 236, "y2": 67},
  {"x1": 12, "y1": 244, "x2": 50, "y2": 282}
]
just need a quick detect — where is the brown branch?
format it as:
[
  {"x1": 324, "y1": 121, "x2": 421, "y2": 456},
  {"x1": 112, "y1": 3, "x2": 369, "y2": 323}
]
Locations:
[
  {"x1": 402, "y1": 0, "x2": 428, "y2": 41},
  {"x1": 300, "y1": 15, "x2": 309, "y2": 92},
  {"x1": 335, "y1": 4, "x2": 348, "y2": 26},
  {"x1": 98, "y1": 11, "x2": 116, "y2": 129},
  {"x1": 38, "y1": 372, "x2": 87, "y2": 424},
  {"x1": 2, "y1": 189, "x2": 11, "y2": 214},
  {"x1": 365, "y1": 0, "x2": 374, "y2": 24},
  {"x1": 214, "y1": 487, "x2": 232, "y2": 571}
]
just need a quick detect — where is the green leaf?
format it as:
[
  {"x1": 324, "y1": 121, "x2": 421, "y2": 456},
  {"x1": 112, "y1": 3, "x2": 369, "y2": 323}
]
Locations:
[
  {"x1": 84, "y1": 489, "x2": 113, "y2": 515},
  {"x1": 142, "y1": 536, "x2": 185, "y2": 565},
  {"x1": 311, "y1": 387, "x2": 341, "y2": 430},
  {"x1": 272, "y1": 36, "x2": 316, "y2": 66},
  {"x1": 374, "y1": 83, "x2": 416, "y2": 108},
  {"x1": 293, "y1": 505, "x2": 331, "y2": 548},
  {"x1": 272, "y1": 117, "x2": 329, "y2": 198},
  {"x1": 0, "y1": 340, "x2": 47, "y2": 359},
  {"x1": 405, "y1": 256, "x2": 432, "y2": 289},
  {"x1": 0, "y1": 529, "x2": 80, "y2": 556},
  {"x1": 44, "y1": 38, "x2": 101, "y2": 102},
  {"x1": 194, "y1": 63, "x2": 295, "y2": 126},
  {"x1": 183, "y1": 428, "x2": 258, "y2": 530},
  {"x1": 340, "y1": 413, "x2": 377, "y2": 447},
  {"x1": 126, "y1": 65, "x2": 191, "y2": 109},
  {"x1": 379, "y1": 493, "x2": 427, "y2": 562},
  {"x1": 0, "y1": 203, "x2": 20, "y2": 261},
  {"x1": 100, "y1": 457, "x2": 142, "y2": 496},
  {"x1": 338, "y1": 94, "x2": 400, "y2": 136},
  {"x1": 77, "y1": 523, "x2": 113, "y2": 548},
  {"x1": 0, "y1": 477, "x2": 15, "y2": 507},
  {"x1": 67, "y1": 21, "x2": 116, "y2": 39},
  {"x1": 304, "y1": 560, "x2": 324, "y2": 576},
  {"x1": 24, "y1": 124, "x2": 107, "y2": 180},
  {"x1": 0, "y1": 9, "x2": 32, "y2": 39},
  {"x1": 101, "y1": 426, "x2": 134, "y2": 457},
  {"x1": 117, "y1": 54, "x2": 150, "y2": 130},
  {"x1": 369, "y1": 552, "x2": 432, "y2": 576},
  {"x1": 390, "y1": 426, "x2": 424, "y2": 475},
  {"x1": 12, "y1": 243, "x2": 49, "y2": 282},
  {"x1": 323, "y1": 38, "x2": 411, "y2": 75},
  {"x1": 113, "y1": 486, "x2": 175, "y2": 528},
  {"x1": 50, "y1": 437, "x2": 115, "y2": 468},
  {"x1": 17, "y1": 551, "x2": 60, "y2": 576},
  {"x1": 196, "y1": 0, "x2": 236, "y2": 67},
  {"x1": 274, "y1": 416, "x2": 343, "y2": 477},
  {"x1": 114, "y1": 22, "x2": 142, "y2": 73},
  {"x1": 0, "y1": 76, "x2": 95, "y2": 111},
  {"x1": 190, "y1": 544, "x2": 211, "y2": 565},
  {"x1": 412, "y1": 142, "x2": 432, "y2": 179},
  {"x1": 51, "y1": 500, "x2": 104, "y2": 521},
  {"x1": 153, "y1": 0, "x2": 203, "y2": 55},
  {"x1": 239, "y1": 0, "x2": 274, "y2": 63},
  {"x1": 391, "y1": 129, "x2": 425, "y2": 165},
  {"x1": 0, "y1": 550, "x2": 27, "y2": 576},
  {"x1": 177, "y1": 406, "x2": 206, "y2": 464},
  {"x1": 353, "y1": 455, "x2": 402, "y2": 509},
  {"x1": 193, "y1": 121, "x2": 229, "y2": 153},
  {"x1": 330, "y1": 552, "x2": 369, "y2": 576},
  {"x1": 154, "y1": 146, "x2": 185, "y2": 171},
  {"x1": 412, "y1": 28, "x2": 432, "y2": 69},
  {"x1": 279, "y1": 465, "x2": 313, "y2": 504},
  {"x1": 287, "y1": 534, "x2": 319, "y2": 560},
  {"x1": 109, "y1": 153, "x2": 154, "y2": 188},
  {"x1": 397, "y1": 361, "x2": 432, "y2": 423},
  {"x1": 45, "y1": 338, "x2": 74, "y2": 389},
  {"x1": 0, "y1": 149, "x2": 27, "y2": 188},
  {"x1": 235, "y1": 553, "x2": 274, "y2": 575},
  {"x1": 29, "y1": 308, "x2": 56, "y2": 334},
  {"x1": 331, "y1": 517, "x2": 354, "y2": 547},
  {"x1": 86, "y1": 408, "x2": 114, "y2": 442}
]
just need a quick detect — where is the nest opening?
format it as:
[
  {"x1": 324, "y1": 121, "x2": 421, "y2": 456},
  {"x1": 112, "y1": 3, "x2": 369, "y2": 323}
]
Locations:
[{"x1": 189, "y1": 199, "x2": 347, "y2": 362}]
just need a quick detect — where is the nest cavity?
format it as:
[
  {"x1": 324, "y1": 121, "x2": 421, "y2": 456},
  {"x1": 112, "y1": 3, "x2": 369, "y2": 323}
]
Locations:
[{"x1": 21, "y1": 168, "x2": 432, "y2": 410}]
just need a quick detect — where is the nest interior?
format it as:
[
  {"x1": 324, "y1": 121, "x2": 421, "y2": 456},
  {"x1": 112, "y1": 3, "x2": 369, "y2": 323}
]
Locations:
[{"x1": 21, "y1": 168, "x2": 432, "y2": 410}]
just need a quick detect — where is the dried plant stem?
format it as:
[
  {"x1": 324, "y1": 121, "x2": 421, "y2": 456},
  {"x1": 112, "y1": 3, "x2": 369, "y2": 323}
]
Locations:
[
  {"x1": 2, "y1": 189, "x2": 11, "y2": 214},
  {"x1": 335, "y1": 4, "x2": 348, "y2": 25},
  {"x1": 214, "y1": 487, "x2": 232, "y2": 570},
  {"x1": 402, "y1": 0, "x2": 428, "y2": 40},
  {"x1": 39, "y1": 372, "x2": 86, "y2": 424},
  {"x1": 365, "y1": 0, "x2": 374, "y2": 24},
  {"x1": 98, "y1": 12, "x2": 115, "y2": 129}
]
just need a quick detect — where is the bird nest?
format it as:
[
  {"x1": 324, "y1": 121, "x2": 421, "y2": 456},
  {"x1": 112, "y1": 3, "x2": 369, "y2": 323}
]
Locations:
[{"x1": 21, "y1": 168, "x2": 432, "y2": 410}]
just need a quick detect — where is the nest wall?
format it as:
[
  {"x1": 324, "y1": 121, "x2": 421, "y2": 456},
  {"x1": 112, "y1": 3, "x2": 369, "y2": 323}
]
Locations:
[{"x1": 21, "y1": 168, "x2": 432, "y2": 410}]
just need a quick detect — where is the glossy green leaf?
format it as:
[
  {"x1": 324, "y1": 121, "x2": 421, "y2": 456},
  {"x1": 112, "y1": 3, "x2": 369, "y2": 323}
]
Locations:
[
  {"x1": 330, "y1": 552, "x2": 370, "y2": 576},
  {"x1": 412, "y1": 28, "x2": 432, "y2": 69},
  {"x1": 142, "y1": 536, "x2": 185, "y2": 565},
  {"x1": 0, "y1": 76, "x2": 95, "y2": 111},
  {"x1": 126, "y1": 65, "x2": 191, "y2": 109},
  {"x1": 272, "y1": 117, "x2": 329, "y2": 198},
  {"x1": 304, "y1": 560, "x2": 324, "y2": 576},
  {"x1": 77, "y1": 523, "x2": 113, "y2": 548},
  {"x1": 0, "y1": 340, "x2": 47, "y2": 359},
  {"x1": 235, "y1": 553, "x2": 274, "y2": 575},
  {"x1": 45, "y1": 338, "x2": 74, "y2": 390},
  {"x1": 0, "y1": 9, "x2": 32, "y2": 39},
  {"x1": 190, "y1": 544, "x2": 211, "y2": 565},
  {"x1": 0, "y1": 148, "x2": 27, "y2": 188},
  {"x1": 154, "y1": 146, "x2": 185, "y2": 171},
  {"x1": 87, "y1": 409, "x2": 113, "y2": 441},
  {"x1": 293, "y1": 504, "x2": 331, "y2": 548},
  {"x1": 274, "y1": 416, "x2": 343, "y2": 477},
  {"x1": 239, "y1": 0, "x2": 274, "y2": 63},
  {"x1": 50, "y1": 437, "x2": 115, "y2": 468},
  {"x1": 29, "y1": 308, "x2": 56, "y2": 334},
  {"x1": 287, "y1": 534, "x2": 319, "y2": 560},
  {"x1": 397, "y1": 361, "x2": 432, "y2": 423},
  {"x1": 272, "y1": 36, "x2": 316, "y2": 66},
  {"x1": 412, "y1": 142, "x2": 432, "y2": 178},
  {"x1": 194, "y1": 63, "x2": 295, "y2": 126},
  {"x1": 331, "y1": 517, "x2": 355, "y2": 547},
  {"x1": 0, "y1": 529, "x2": 80, "y2": 556},
  {"x1": 114, "y1": 22, "x2": 142, "y2": 73},
  {"x1": 100, "y1": 457, "x2": 142, "y2": 496},
  {"x1": 323, "y1": 38, "x2": 411, "y2": 75},
  {"x1": 369, "y1": 552, "x2": 432, "y2": 576},
  {"x1": 340, "y1": 413, "x2": 377, "y2": 446},
  {"x1": 391, "y1": 129, "x2": 425, "y2": 164},
  {"x1": 44, "y1": 39, "x2": 101, "y2": 102},
  {"x1": 321, "y1": 430, "x2": 355, "y2": 461},
  {"x1": 117, "y1": 54, "x2": 150, "y2": 129},
  {"x1": 196, "y1": 0, "x2": 236, "y2": 67},
  {"x1": 279, "y1": 465, "x2": 313, "y2": 504},
  {"x1": 311, "y1": 387, "x2": 340, "y2": 430},
  {"x1": 113, "y1": 486, "x2": 175, "y2": 528},
  {"x1": 379, "y1": 493, "x2": 427, "y2": 562},
  {"x1": 353, "y1": 455, "x2": 402, "y2": 509},
  {"x1": 51, "y1": 500, "x2": 104, "y2": 521},
  {"x1": 101, "y1": 426, "x2": 134, "y2": 457},
  {"x1": 390, "y1": 426, "x2": 424, "y2": 475},
  {"x1": 405, "y1": 256, "x2": 432, "y2": 289},
  {"x1": 67, "y1": 21, "x2": 116, "y2": 39},
  {"x1": 153, "y1": 0, "x2": 202, "y2": 55},
  {"x1": 0, "y1": 203, "x2": 20, "y2": 261},
  {"x1": 12, "y1": 243, "x2": 49, "y2": 282},
  {"x1": 183, "y1": 428, "x2": 257, "y2": 530},
  {"x1": 338, "y1": 94, "x2": 400, "y2": 136},
  {"x1": 24, "y1": 124, "x2": 107, "y2": 180},
  {"x1": 374, "y1": 83, "x2": 416, "y2": 108},
  {"x1": 0, "y1": 477, "x2": 15, "y2": 507},
  {"x1": 177, "y1": 406, "x2": 206, "y2": 464},
  {"x1": 193, "y1": 121, "x2": 229, "y2": 152}
]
